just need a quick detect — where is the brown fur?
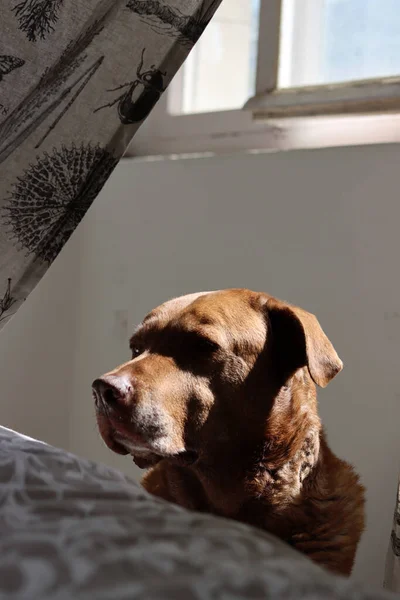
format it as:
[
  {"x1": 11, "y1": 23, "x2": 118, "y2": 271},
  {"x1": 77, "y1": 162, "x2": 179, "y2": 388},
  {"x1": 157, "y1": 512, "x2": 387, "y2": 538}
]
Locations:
[{"x1": 93, "y1": 289, "x2": 365, "y2": 576}]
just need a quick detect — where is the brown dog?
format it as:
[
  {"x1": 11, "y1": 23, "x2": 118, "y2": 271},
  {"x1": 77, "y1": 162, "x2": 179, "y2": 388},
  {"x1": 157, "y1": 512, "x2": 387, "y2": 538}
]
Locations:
[{"x1": 93, "y1": 289, "x2": 365, "y2": 575}]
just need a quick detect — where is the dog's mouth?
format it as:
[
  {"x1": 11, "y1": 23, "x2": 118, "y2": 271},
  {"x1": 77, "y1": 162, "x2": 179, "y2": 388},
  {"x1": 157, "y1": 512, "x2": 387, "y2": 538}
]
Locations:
[
  {"x1": 113, "y1": 432, "x2": 162, "y2": 469},
  {"x1": 98, "y1": 417, "x2": 158, "y2": 466},
  {"x1": 96, "y1": 413, "x2": 198, "y2": 469},
  {"x1": 116, "y1": 433, "x2": 198, "y2": 469}
]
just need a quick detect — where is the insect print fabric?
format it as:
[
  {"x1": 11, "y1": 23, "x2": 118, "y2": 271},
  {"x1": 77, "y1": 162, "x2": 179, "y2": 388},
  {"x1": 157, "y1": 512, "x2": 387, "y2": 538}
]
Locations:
[{"x1": 0, "y1": 0, "x2": 222, "y2": 333}]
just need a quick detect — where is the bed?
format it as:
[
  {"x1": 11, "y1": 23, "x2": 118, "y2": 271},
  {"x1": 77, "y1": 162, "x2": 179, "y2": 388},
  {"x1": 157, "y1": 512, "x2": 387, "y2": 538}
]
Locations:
[{"x1": 0, "y1": 425, "x2": 394, "y2": 600}]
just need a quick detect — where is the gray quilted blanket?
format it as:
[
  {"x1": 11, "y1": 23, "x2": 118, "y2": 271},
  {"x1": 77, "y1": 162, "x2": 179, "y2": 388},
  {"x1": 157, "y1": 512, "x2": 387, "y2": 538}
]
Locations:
[{"x1": 0, "y1": 426, "x2": 394, "y2": 599}]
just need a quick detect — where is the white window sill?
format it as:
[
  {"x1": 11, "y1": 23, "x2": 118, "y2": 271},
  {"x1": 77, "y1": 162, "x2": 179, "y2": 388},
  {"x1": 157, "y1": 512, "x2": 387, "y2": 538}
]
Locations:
[
  {"x1": 126, "y1": 111, "x2": 400, "y2": 159},
  {"x1": 244, "y1": 77, "x2": 400, "y2": 119}
]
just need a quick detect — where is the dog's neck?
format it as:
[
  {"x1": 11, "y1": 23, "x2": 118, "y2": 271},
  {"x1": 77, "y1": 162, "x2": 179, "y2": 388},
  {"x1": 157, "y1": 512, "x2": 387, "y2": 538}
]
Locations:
[{"x1": 187, "y1": 368, "x2": 322, "y2": 518}]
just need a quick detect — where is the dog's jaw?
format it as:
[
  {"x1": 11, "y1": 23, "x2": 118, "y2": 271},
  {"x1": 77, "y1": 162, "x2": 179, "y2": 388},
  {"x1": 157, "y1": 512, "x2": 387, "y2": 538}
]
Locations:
[
  {"x1": 132, "y1": 453, "x2": 162, "y2": 469},
  {"x1": 112, "y1": 434, "x2": 160, "y2": 469}
]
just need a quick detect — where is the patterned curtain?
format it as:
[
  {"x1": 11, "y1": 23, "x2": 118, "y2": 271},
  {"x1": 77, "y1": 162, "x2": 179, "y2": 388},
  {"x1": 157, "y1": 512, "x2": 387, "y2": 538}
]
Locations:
[
  {"x1": 384, "y1": 476, "x2": 400, "y2": 591},
  {"x1": 0, "y1": 0, "x2": 221, "y2": 332}
]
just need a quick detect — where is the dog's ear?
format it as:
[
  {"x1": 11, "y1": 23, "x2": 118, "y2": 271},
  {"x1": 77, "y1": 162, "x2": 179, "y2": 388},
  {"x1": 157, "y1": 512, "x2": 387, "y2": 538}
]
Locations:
[{"x1": 265, "y1": 297, "x2": 343, "y2": 388}]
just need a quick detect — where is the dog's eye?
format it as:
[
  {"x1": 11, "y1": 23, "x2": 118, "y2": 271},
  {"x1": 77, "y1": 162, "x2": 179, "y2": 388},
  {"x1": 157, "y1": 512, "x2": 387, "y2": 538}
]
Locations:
[
  {"x1": 193, "y1": 336, "x2": 219, "y2": 354},
  {"x1": 131, "y1": 347, "x2": 142, "y2": 359}
]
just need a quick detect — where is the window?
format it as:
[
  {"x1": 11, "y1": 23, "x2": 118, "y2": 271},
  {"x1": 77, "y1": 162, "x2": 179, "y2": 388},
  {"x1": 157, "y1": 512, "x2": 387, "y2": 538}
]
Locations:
[
  {"x1": 279, "y1": 0, "x2": 400, "y2": 88},
  {"x1": 129, "y1": 0, "x2": 400, "y2": 157},
  {"x1": 168, "y1": 0, "x2": 260, "y2": 115}
]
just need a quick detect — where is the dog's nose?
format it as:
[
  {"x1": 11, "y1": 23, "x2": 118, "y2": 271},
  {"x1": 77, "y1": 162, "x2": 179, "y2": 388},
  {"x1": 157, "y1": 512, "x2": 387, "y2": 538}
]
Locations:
[{"x1": 92, "y1": 378, "x2": 124, "y2": 409}]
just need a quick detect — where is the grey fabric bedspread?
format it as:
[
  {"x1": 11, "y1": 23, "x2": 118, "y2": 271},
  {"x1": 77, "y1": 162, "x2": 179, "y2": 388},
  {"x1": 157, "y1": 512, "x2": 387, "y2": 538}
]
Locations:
[{"x1": 0, "y1": 426, "x2": 394, "y2": 599}]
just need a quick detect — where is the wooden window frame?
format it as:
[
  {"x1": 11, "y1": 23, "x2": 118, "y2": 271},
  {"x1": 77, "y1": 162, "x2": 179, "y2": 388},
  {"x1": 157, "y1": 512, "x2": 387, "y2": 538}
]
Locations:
[{"x1": 127, "y1": 0, "x2": 400, "y2": 158}]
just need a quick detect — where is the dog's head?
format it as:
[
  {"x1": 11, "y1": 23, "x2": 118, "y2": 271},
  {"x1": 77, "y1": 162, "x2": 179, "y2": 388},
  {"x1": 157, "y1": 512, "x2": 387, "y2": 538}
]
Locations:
[{"x1": 93, "y1": 289, "x2": 342, "y2": 469}]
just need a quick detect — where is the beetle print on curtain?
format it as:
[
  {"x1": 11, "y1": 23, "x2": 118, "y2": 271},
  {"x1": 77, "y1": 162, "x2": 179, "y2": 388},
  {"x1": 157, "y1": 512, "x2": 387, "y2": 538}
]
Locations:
[{"x1": 0, "y1": 0, "x2": 222, "y2": 332}]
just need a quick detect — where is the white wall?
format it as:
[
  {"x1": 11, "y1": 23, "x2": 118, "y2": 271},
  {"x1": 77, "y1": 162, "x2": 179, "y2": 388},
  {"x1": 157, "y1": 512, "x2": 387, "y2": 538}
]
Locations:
[
  {"x1": 2, "y1": 143, "x2": 400, "y2": 587},
  {"x1": 0, "y1": 228, "x2": 83, "y2": 449}
]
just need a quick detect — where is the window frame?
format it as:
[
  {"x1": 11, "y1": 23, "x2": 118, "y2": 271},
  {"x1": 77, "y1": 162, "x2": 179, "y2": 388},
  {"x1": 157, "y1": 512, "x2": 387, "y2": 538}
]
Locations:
[{"x1": 127, "y1": 0, "x2": 400, "y2": 158}]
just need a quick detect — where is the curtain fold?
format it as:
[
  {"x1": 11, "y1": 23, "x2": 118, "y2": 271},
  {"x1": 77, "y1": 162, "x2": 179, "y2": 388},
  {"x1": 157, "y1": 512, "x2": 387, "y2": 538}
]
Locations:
[
  {"x1": 0, "y1": 0, "x2": 221, "y2": 332},
  {"x1": 384, "y1": 475, "x2": 400, "y2": 592}
]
